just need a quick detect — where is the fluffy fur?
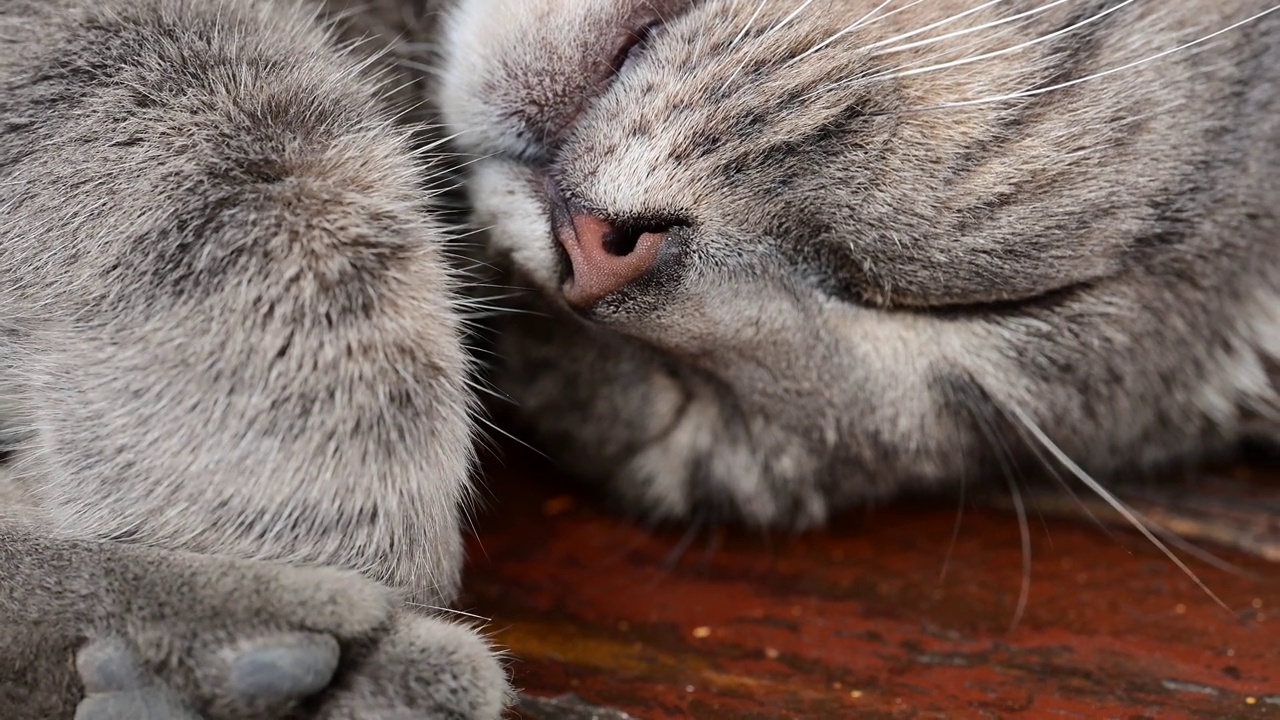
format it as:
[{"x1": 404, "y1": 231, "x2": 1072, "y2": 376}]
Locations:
[{"x1": 1, "y1": 0, "x2": 506, "y2": 716}]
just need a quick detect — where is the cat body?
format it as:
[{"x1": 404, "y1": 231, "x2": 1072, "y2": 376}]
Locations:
[{"x1": 0, "y1": 0, "x2": 1275, "y2": 716}]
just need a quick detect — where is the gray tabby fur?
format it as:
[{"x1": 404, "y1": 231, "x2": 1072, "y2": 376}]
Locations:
[
  {"x1": 1, "y1": 0, "x2": 1276, "y2": 716},
  {"x1": 1, "y1": 0, "x2": 507, "y2": 716},
  {"x1": 439, "y1": 0, "x2": 1278, "y2": 527}
]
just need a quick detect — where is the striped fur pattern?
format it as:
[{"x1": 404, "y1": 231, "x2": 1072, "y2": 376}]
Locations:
[{"x1": 0, "y1": 0, "x2": 1274, "y2": 716}]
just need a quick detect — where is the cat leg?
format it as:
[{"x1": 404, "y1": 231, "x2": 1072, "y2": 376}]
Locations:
[
  {"x1": 488, "y1": 291, "x2": 1280, "y2": 560},
  {"x1": 0, "y1": 0, "x2": 507, "y2": 715}
]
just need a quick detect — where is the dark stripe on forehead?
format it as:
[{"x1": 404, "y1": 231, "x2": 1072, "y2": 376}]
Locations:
[{"x1": 748, "y1": 103, "x2": 877, "y2": 170}]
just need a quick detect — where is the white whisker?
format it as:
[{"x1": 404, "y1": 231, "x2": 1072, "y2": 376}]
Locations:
[
  {"x1": 784, "y1": 0, "x2": 898, "y2": 67},
  {"x1": 403, "y1": 603, "x2": 493, "y2": 623},
  {"x1": 861, "y1": 0, "x2": 1005, "y2": 55},
  {"x1": 870, "y1": 0, "x2": 1075, "y2": 58},
  {"x1": 939, "y1": 474, "x2": 965, "y2": 583},
  {"x1": 1143, "y1": 517, "x2": 1255, "y2": 578},
  {"x1": 763, "y1": 0, "x2": 818, "y2": 41},
  {"x1": 911, "y1": 5, "x2": 1279, "y2": 110},
  {"x1": 1004, "y1": 473, "x2": 1032, "y2": 632},
  {"x1": 730, "y1": 0, "x2": 771, "y2": 48},
  {"x1": 870, "y1": 0, "x2": 1138, "y2": 82},
  {"x1": 1007, "y1": 405, "x2": 1231, "y2": 612}
]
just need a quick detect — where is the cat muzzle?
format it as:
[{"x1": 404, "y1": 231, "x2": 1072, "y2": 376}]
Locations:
[{"x1": 547, "y1": 181, "x2": 671, "y2": 309}]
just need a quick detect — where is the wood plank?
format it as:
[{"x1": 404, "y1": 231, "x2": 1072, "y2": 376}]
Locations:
[{"x1": 461, "y1": 448, "x2": 1280, "y2": 719}]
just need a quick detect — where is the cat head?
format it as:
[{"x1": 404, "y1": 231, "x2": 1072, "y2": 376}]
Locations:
[{"x1": 438, "y1": 0, "x2": 1277, "y2": 526}]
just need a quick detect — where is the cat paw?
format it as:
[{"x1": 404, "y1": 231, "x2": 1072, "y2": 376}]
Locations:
[
  {"x1": 490, "y1": 300, "x2": 829, "y2": 528},
  {"x1": 70, "y1": 560, "x2": 508, "y2": 720},
  {"x1": 73, "y1": 614, "x2": 508, "y2": 720},
  {"x1": 75, "y1": 632, "x2": 337, "y2": 720},
  {"x1": 311, "y1": 613, "x2": 510, "y2": 719}
]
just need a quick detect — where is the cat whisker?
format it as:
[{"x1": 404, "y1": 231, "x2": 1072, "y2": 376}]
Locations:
[
  {"x1": 761, "y1": 0, "x2": 818, "y2": 43},
  {"x1": 868, "y1": 0, "x2": 1073, "y2": 58},
  {"x1": 471, "y1": 407, "x2": 548, "y2": 458},
  {"x1": 784, "y1": 0, "x2": 899, "y2": 69},
  {"x1": 418, "y1": 149, "x2": 500, "y2": 174},
  {"x1": 729, "y1": 0, "x2": 772, "y2": 49},
  {"x1": 1005, "y1": 405, "x2": 1232, "y2": 613},
  {"x1": 1004, "y1": 472, "x2": 1032, "y2": 633},
  {"x1": 875, "y1": 31, "x2": 1000, "y2": 84},
  {"x1": 722, "y1": 52, "x2": 760, "y2": 87},
  {"x1": 913, "y1": 5, "x2": 1280, "y2": 111},
  {"x1": 1013, "y1": 419, "x2": 1252, "y2": 578},
  {"x1": 660, "y1": 513, "x2": 705, "y2": 573},
  {"x1": 701, "y1": 526, "x2": 725, "y2": 567},
  {"x1": 1143, "y1": 520, "x2": 1256, "y2": 578},
  {"x1": 806, "y1": 5, "x2": 1276, "y2": 114},
  {"x1": 402, "y1": 602, "x2": 494, "y2": 625},
  {"x1": 855, "y1": 0, "x2": 1005, "y2": 56},
  {"x1": 392, "y1": 56, "x2": 441, "y2": 77},
  {"x1": 938, "y1": 381, "x2": 976, "y2": 585},
  {"x1": 866, "y1": 0, "x2": 1138, "y2": 83},
  {"x1": 452, "y1": 291, "x2": 528, "y2": 306},
  {"x1": 951, "y1": 379, "x2": 1032, "y2": 627},
  {"x1": 940, "y1": 486, "x2": 964, "y2": 583}
]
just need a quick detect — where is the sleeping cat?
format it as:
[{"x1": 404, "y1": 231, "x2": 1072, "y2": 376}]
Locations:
[
  {"x1": 440, "y1": 0, "x2": 1279, "y2": 529},
  {"x1": 1, "y1": 0, "x2": 1276, "y2": 717}
]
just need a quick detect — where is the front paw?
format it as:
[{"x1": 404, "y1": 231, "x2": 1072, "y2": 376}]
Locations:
[
  {"x1": 489, "y1": 301, "x2": 830, "y2": 529},
  {"x1": 74, "y1": 604, "x2": 509, "y2": 720},
  {"x1": 1, "y1": 527, "x2": 508, "y2": 720},
  {"x1": 309, "y1": 613, "x2": 509, "y2": 720}
]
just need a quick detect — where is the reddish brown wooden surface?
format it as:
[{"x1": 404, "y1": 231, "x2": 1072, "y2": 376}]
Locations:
[{"x1": 460, "y1": 449, "x2": 1280, "y2": 719}]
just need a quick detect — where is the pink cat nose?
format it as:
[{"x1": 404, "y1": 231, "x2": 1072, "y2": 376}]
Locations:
[{"x1": 553, "y1": 209, "x2": 669, "y2": 309}]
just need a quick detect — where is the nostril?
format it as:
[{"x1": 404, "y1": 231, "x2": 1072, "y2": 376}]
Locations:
[
  {"x1": 551, "y1": 210, "x2": 677, "y2": 310},
  {"x1": 601, "y1": 221, "x2": 670, "y2": 257},
  {"x1": 546, "y1": 178, "x2": 684, "y2": 309}
]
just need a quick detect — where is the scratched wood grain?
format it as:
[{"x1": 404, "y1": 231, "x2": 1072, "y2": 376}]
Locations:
[{"x1": 460, "y1": 447, "x2": 1280, "y2": 720}]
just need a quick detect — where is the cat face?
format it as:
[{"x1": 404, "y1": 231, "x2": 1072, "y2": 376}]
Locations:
[{"x1": 439, "y1": 0, "x2": 1278, "y2": 526}]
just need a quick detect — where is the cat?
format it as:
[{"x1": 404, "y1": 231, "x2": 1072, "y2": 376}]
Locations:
[
  {"x1": 438, "y1": 0, "x2": 1278, "y2": 535},
  {"x1": 0, "y1": 0, "x2": 508, "y2": 717},
  {"x1": 2, "y1": 0, "x2": 1276, "y2": 717}
]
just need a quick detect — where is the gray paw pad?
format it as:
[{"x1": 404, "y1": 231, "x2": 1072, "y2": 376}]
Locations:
[
  {"x1": 75, "y1": 687, "x2": 200, "y2": 720},
  {"x1": 77, "y1": 637, "x2": 146, "y2": 694},
  {"x1": 227, "y1": 632, "x2": 340, "y2": 704}
]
